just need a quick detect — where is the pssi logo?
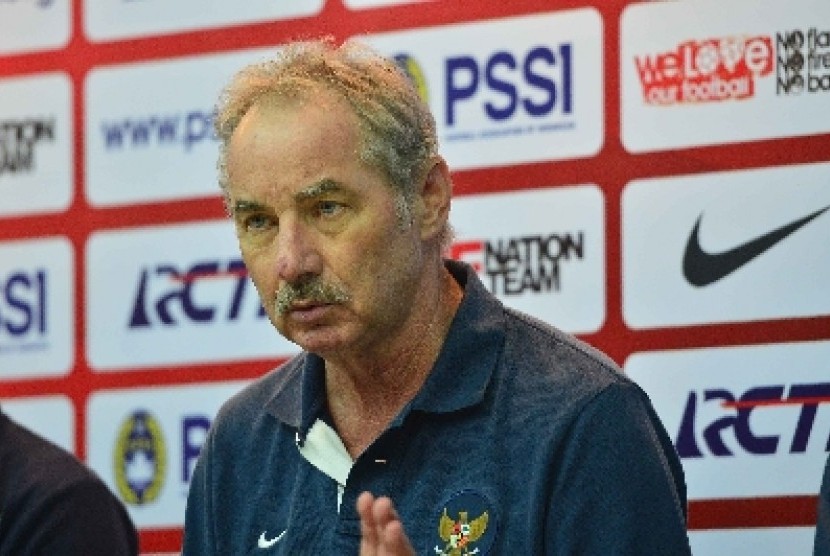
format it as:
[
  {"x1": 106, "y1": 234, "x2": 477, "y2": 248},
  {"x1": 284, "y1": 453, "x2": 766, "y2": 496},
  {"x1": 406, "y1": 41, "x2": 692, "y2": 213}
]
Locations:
[
  {"x1": 394, "y1": 53, "x2": 429, "y2": 104},
  {"x1": 675, "y1": 382, "x2": 830, "y2": 458},
  {"x1": 100, "y1": 110, "x2": 216, "y2": 152},
  {"x1": 0, "y1": 269, "x2": 47, "y2": 350},
  {"x1": 444, "y1": 44, "x2": 573, "y2": 126},
  {"x1": 128, "y1": 259, "x2": 265, "y2": 328},
  {"x1": 450, "y1": 232, "x2": 584, "y2": 296},
  {"x1": 114, "y1": 410, "x2": 166, "y2": 505},
  {"x1": 0, "y1": 118, "x2": 55, "y2": 175},
  {"x1": 634, "y1": 35, "x2": 774, "y2": 105}
]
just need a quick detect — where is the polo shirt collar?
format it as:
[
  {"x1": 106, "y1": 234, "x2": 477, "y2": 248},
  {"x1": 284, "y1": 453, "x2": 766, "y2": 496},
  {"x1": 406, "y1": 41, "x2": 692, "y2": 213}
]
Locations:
[
  {"x1": 406, "y1": 260, "x2": 504, "y2": 416},
  {"x1": 265, "y1": 260, "x2": 504, "y2": 437}
]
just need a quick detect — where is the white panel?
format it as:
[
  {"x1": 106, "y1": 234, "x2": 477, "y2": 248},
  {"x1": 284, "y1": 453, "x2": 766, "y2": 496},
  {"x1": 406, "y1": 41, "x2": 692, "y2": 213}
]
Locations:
[
  {"x1": 87, "y1": 381, "x2": 249, "y2": 528},
  {"x1": 0, "y1": 237, "x2": 74, "y2": 378},
  {"x1": 2, "y1": 395, "x2": 74, "y2": 453},
  {"x1": 363, "y1": 8, "x2": 604, "y2": 170},
  {"x1": 84, "y1": 0, "x2": 323, "y2": 42},
  {"x1": 690, "y1": 527, "x2": 816, "y2": 556},
  {"x1": 86, "y1": 220, "x2": 299, "y2": 371},
  {"x1": 623, "y1": 162, "x2": 830, "y2": 328},
  {"x1": 0, "y1": 1, "x2": 70, "y2": 55},
  {"x1": 0, "y1": 73, "x2": 73, "y2": 217},
  {"x1": 450, "y1": 185, "x2": 605, "y2": 333},
  {"x1": 626, "y1": 341, "x2": 830, "y2": 499},
  {"x1": 621, "y1": 0, "x2": 830, "y2": 152},
  {"x1": 85, "y1": 47, "x2": 278, "y2": 207}
]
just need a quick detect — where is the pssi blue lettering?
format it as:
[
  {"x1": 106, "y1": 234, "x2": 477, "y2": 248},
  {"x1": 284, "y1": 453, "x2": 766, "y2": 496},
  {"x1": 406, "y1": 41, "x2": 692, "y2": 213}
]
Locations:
[
  {"x1": 445, "y1": 44, "x2": 572, "y2": 126},
  {"x1": 0, "y1": 270, "x2": 46, "y2": 338}
]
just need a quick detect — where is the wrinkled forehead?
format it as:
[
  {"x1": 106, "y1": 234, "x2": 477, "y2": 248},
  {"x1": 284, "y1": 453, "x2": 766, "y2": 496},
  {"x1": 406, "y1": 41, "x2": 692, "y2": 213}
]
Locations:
[
  {"x1": 249, "y1": 83, "x2": 367, "y2": 141},
  {"x1": 251, "y1": 81, "x2": 345, "y2": 114}
]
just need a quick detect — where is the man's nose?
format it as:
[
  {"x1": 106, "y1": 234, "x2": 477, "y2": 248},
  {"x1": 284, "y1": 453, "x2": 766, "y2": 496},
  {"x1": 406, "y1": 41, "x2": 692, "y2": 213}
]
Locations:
[{"x1": 274, "y1": 218, "x2": 321, "y2": 283}]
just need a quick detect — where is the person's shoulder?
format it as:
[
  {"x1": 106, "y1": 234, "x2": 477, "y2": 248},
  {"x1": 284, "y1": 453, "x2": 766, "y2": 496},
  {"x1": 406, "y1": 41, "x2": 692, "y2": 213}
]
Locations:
[
  {"x1": 493, "y1": 308, "x2": 664, "y2": 437},
  {"x1": 503, "y1": 307, "x2": 619, "y2": 368},
  {"x1": 500, "y1": 307, "x2": 629, "y2": 395},
  {"x1": 1, "y1": 415, "x2": 92, "y2": 485},
  {"x1": 0, "y1": 415, "x2": 138, "y2": 555},
  {"x1": 0, "y1": 415, "x2": 118, "y2": 510}
]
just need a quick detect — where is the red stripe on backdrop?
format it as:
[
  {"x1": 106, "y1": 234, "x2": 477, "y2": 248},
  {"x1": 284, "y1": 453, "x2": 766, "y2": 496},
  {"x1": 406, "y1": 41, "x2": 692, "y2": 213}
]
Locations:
[
  {"x1": 689, "y1": 496, "x2": 819, "y2": 530},
  {"x1": 139, "y1": 528, "x2": 183, "y2": 555}
]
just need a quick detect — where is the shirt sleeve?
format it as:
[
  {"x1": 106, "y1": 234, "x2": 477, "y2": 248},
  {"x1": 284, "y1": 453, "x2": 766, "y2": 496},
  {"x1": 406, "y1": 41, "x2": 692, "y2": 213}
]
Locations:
[{"x1": 545, "y1": 380, "x2": 692, "y2": 555}]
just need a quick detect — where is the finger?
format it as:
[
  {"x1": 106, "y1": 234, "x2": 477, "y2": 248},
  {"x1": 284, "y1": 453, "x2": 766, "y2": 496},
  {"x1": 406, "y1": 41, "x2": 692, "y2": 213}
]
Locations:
[
  {"x1": 372, "y1": 496, "x2": 398, "y2": 530},
  {"x1": 381, "y1": 519, "x2": 416, "y2": 556},
  {"x1": 372, "y1": 497, "x2": 416, "y2": 556},
  {"x1": 357, "y1": 491, "x2": 375, "y2": 522},
  {"x1": 358, "y1": 492, "x2": 379, "y2": 556}
]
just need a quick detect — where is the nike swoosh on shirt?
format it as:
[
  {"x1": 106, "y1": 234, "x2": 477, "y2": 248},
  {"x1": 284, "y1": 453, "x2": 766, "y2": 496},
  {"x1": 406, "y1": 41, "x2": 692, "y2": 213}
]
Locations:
[
  {"x1": 682, "y1": 204, "x2": 829, "y2": 287},
  {"x1": 258, "y1": 530, "x2": 286, "y2": 549}
]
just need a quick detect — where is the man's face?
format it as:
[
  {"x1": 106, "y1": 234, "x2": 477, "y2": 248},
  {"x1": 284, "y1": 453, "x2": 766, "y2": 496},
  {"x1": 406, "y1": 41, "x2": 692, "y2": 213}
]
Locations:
[{"x1": 225, "y1": 89, "x2": 427, "y2": 358}]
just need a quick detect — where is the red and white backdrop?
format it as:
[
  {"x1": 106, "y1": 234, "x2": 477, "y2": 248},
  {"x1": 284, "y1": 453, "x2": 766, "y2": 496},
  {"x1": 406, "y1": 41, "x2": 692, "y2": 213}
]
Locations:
[{"x1": 1, "y1": 0, "x2": 828, "y2": 553}]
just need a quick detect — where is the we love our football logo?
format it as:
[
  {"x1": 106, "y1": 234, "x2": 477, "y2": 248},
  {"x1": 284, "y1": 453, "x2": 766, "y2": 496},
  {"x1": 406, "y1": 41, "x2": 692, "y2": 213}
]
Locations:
[{"x1": 634, "y1": 35, "x2": 774, "y2": 105}]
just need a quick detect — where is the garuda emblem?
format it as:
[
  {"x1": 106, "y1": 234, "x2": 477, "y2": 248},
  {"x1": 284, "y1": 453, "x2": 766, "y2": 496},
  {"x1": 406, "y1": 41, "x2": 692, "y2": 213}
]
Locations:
[{"x1": 434, "y1": 508, "x2": 489, "y2": 556}]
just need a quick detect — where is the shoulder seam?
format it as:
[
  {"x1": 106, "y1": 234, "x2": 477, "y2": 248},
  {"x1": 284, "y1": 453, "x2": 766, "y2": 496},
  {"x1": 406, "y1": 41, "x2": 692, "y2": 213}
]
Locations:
[{"x1": 502, "y1": 306, "x2": 627, "y2": 383}]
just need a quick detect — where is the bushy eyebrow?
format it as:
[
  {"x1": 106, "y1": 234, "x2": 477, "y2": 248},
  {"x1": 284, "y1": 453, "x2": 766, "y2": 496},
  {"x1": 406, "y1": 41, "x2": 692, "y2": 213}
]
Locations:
[
  {"x1": 231, "y1": 199, "x2": 267, "y2": 215},
  {"x1": 294, "y1": 179, "x2": 344, "y2": 201},
  {"x1": 231, "y1": 179, "x2": 345, "y2": 215}
]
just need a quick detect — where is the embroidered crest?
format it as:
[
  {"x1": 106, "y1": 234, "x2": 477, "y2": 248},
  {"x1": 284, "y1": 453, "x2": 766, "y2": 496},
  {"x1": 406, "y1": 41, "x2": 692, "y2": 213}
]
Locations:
[{"x1": 432, "y1": 490, "x2": 496, "y2": 556}]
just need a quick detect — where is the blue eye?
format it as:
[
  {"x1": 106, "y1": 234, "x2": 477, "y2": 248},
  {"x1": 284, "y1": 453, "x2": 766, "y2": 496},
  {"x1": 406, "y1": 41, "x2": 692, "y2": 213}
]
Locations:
[
  {"x1": 245, "y1": 214, "x2": 273, "y2": 231},
  {"x1": 318, "y1": 200, "x2": 343, "y2": 216}
]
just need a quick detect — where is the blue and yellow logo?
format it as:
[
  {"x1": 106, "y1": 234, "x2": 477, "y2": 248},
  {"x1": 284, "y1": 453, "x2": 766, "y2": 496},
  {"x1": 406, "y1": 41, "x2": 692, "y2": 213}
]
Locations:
[
  {"x1": 394, "y1": 53, "x2": 429, "y2": 105},
  {"x1": 114, "y1": 410, "x2": 166, "y2": 505}
]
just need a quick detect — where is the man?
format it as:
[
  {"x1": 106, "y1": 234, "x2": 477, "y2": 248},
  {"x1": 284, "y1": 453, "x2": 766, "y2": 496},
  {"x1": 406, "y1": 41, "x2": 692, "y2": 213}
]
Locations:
[
  {"x1": 0, "y1": 407, "x2": 138, "y2": 555},
  {"x1": 183, "y1": 38, "x2": 691, "y2": 555}
]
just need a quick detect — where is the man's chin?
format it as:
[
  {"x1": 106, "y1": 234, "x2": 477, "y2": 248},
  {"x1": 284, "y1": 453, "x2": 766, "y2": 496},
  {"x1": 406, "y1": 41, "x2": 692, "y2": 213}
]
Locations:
[{"x1": 284, "y1": 326, "x2": 348, "y2": 356}]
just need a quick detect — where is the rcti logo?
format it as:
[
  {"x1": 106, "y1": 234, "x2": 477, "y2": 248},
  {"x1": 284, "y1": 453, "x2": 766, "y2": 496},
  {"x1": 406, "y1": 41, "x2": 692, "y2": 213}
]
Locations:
[
  {"x1": 444, "y1": 44, "x2": 573, "y2": 127},
  {"x1": 634, "y1": 35, "x2": 774, "y2": 105},
  {"x1": 776, "y1": 28, "x2": 830, "y2": 95},
  {"x1": 450, "y1": 232, "x2": 584, "y2": 296},
  {"x1": 0, "y1": 269, "x2": 47, "y2": 351},
  {"x1": 100, "y1": 109, "x2": 216, "y2": 152},
  {"x1": 128, "y1": 259, "x2": 265, "y2": 328},
  {"x1": 0, "y1": 118, "x2": 55, "y2": 176},
  {"x1": 114, "y1": 410, "x2": 166, "y2": 505},
  {"x1": 675, "y1": 382, "x2": 830, "y2": 458}
]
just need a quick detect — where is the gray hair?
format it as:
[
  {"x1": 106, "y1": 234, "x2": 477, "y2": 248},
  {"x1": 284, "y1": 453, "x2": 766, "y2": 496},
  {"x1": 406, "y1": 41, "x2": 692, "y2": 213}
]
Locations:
[{"x1": 215, "y1": 38, "x2": 452, "y2": 245}]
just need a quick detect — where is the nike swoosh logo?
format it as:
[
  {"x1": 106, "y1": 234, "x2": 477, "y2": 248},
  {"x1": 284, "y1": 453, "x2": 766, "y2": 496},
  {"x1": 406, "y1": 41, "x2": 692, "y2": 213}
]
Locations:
[
  {"x1": 258, "y1": 530, "x2": 286, "y2": 549},
  {"x1": 683, "y1": 204, "x2": 829, "y2": 287}
]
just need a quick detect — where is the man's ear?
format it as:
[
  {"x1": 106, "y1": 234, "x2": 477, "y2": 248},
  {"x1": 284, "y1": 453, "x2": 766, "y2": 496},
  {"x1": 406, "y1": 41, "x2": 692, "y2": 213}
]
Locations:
[{"x1": 416, "y1": 157, "x2": 452, "y2": 241}]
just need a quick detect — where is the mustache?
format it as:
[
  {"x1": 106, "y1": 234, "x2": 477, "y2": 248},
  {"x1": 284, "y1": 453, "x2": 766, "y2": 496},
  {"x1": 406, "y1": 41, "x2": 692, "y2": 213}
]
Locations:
[{"x1": 274, "y1": 278, "x2": 351, "y2": 315}]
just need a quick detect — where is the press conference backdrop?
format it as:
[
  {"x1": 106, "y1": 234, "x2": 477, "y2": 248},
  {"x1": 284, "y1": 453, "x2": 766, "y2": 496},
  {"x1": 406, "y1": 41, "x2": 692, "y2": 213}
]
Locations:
[{"x1": 1, "y1": 0, "x2": 828, "y2": 553}]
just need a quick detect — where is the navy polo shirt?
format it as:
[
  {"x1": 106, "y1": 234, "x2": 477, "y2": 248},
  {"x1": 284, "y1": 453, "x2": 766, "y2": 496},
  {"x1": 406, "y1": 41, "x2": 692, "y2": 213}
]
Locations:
[{"x1": 183, "y1": 261, "x2": 691, "y2": 555}]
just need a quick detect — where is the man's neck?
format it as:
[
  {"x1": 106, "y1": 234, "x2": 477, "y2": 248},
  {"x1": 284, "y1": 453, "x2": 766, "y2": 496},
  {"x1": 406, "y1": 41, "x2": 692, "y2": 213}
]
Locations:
[{"x1": 324, "y1": 264, "x2": 463, "y2": 458}]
